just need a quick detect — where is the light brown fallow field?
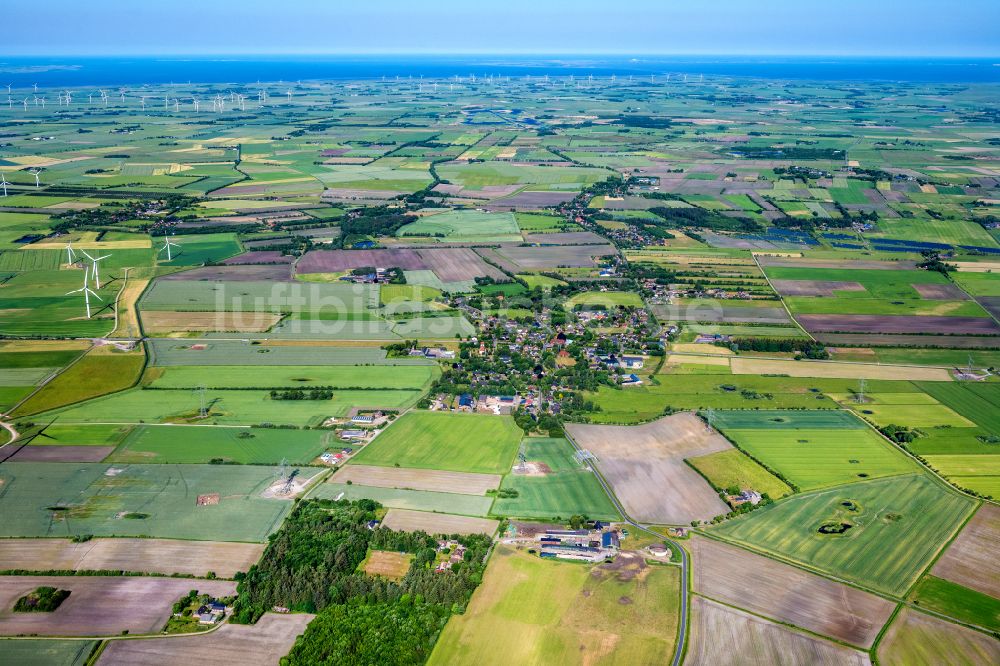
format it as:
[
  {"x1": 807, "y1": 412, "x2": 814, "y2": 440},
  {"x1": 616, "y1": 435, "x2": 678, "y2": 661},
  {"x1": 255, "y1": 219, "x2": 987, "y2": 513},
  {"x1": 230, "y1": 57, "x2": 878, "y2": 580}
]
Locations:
[
  {"x1": 98, "y1": 612, "x2": 313, "y2": 666},
  {"x1": 331, "y1": 464, "x2": 500, "y2": 495},
  {"x1": 930, "y1": 503, "x2": 1000, "y2": 598},
  {"x1": 381, "y1": 509, "x2": 499, "y2": 536},
  {"x1": 686, "y1": 596, "x2": 872, "y2": 666},
  {"x1": 0, "y1": 576, "x2": 236, "y2": 636},
  {"x1": 141, "y1": 311, "x2": 281, "y2": 333},
  {"x1": 0, "y1": 538, "x2": 264, "y2": 578},
  {"x1": 876, "y1": 607, "x2": 1000, "y2": 666},
  {"x1": 687, "y1": 535, "x2": 895, "y2": 647},
  {"x1": 565, "y1": 412, "x2": 731, "y2": 524}
]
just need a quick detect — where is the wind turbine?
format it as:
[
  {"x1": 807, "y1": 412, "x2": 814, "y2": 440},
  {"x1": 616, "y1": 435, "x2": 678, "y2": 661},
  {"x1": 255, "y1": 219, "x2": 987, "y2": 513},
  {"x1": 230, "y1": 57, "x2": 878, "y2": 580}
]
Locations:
[
  {"x1": 22, "y1": 98, "x2": 28, "y2": 111},
  {"x1": 286, "y1": 89, "x2": 292, "y2": 101},
  {"x1": 65, "y1": 240, "x2": 76, "y2": 264},
  {"x1": 29, "y1": 169, "x2": 40, "y2": 188},
  {"x1": 66, "y1": 266, "x2": 101, "y2": 319},
  {"x1": 32, "y1": 83, "x2": 38, "y2": 93},
  {"x1": 0, "y1": 172, "x2": 8, "y2": 197},
  {"x1": 193, "y1": 99, "x2": 200, "y2": 112},
  {"x1": 140, "y1": 96, "x2": 147, "y2": 111},
  {"x1": 159, "y1": 233, "x2": 180, "y2": 261},
  {"x1": 80, "y1": 250, "x2": 111, "y2": 288}
]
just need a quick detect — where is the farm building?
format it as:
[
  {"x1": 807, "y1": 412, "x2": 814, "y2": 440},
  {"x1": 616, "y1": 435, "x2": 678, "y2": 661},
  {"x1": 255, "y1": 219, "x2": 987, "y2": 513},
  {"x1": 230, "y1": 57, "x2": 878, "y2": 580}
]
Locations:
[
  {"x1": 621, "y1": 374, "x2": 643, "y2": 386},
  {"x1": 620, "y1": 356, "x2": 645, "y2": 369},
  {"x1": 537, "y1": 528, "x2": 620, "y2": 562}
]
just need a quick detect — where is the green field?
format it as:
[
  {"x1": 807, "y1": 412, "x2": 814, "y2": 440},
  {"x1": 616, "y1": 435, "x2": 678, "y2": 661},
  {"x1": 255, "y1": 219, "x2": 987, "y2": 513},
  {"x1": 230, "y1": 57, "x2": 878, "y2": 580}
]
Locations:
[
  {"x1": 37, "y1": 387, "x2": 422, "y2": 426},
  {"x1": 429, "y1": 545, "x2": 679, "y2": 665},
  {"x1": 491, "y1": 438, "x2": 620, "y2": 520},
  {"x1": 723, "y1": 427, "x2": 918, "y2": 490},
  {"x1": 707, "y1": 409, "x2": 865, "y2": 430},
  {"x1": 565, "y1": 291, "x2": 644, "y2": 309},
  {"x1": 686, "y1": 449, "x2": 793, "y2": 498},
  {"x1": 585, "y1": 376, "x2": 919, "y2": 422},
  {"x1": 140, "y1": 279, "x2": 378, "y2": 312},
  {"x1": 147, "y1": 364, "x2": 437, "y2": 390},
  {"x1": 11, "y1": 349, "x2": 145, "y2": 417},
  {"x1": 27, "y1": 424, "x2": 133, "y2": 447},
  {"x1": 710, "y1": 474, "x2": 976, "y2": 595},
  {"x1": 909, "y1": 576, "x2": 1000, "y2": 632},
  {"x1": 146, "y1": 339, "x2": 432, "y2": 367},
  {"x1": 397, "y1": 209, "x2": 521, "y2": 241},
  {"x1": 0, "y1": 462, "x2": 292, "y2": 542},
  {"x1": 108, "y1": 425, "x2": 334, "y2": 464},
  {"x1": 314, "y1": 483, "x2": 494, "y2": 517},
  {"x1": 350, "y1": 411, "x2": 522, "y2": 474},
  {"x1": 518, "y1": 274, "x2": 566, "y2": 289},
  {"x1": 0, "y1": 640, "x2": 97, "y2": 666},
  {"x1": 918, "y1": 382, "x2": 1000, "y2": 434}
]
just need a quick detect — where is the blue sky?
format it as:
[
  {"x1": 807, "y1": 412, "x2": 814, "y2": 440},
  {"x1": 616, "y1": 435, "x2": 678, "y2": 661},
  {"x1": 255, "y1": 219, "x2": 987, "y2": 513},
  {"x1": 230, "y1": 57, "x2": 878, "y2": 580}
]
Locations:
[{"x1": 6, "y1": 0, "x2": 999, "y2": 56}]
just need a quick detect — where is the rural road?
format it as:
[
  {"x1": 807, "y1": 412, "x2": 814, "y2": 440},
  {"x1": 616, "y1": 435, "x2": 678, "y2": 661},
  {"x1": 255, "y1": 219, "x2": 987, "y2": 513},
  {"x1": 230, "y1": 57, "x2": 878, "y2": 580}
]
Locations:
[
  {"x1": 0, "y1": 420, "x2": 19, "y2": 444},
  {"x1": 564, "y1": 430, "x2": 689, "y2": 666}
]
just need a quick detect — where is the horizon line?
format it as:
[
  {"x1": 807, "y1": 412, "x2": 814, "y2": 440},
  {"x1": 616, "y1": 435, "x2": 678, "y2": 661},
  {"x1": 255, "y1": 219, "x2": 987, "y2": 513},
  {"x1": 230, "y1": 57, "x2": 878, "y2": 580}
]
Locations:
[{"x1": 1, "y1": 52, "x2": 999, "y2": 59}]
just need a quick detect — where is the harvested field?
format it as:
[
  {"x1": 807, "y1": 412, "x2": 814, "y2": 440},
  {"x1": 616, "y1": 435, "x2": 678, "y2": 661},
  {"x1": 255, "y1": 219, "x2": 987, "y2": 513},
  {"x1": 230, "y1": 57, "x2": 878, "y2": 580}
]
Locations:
[
  {"x1": 931, "y1": 503, "x2": 1000, "y2": 598},
  {"x1": 487, "y1": 190, "x2": 575, "y2": 208},
  {"x1": 687, "y1": 597, "x2": 872, "y2": 666},
  {"x1": 223, "y1": 251, "x2": 294, "y2": 265},
  {"x1": 564, "y1": 413, "x2": 731, "y2": 524},
  {"x1": 362, "y1": 550, "x2": 413, "y2": 580},
  {"x1": 0, "y1": 538, "x2": 264, "y2": 578},
  {"x1": 380, "y1": 509, "x2": 498, "y2": 536},
  {"x1": 330, "y1": 465, "x2": 500, "y2": 495},
  {"x1": 815, "y1": 333, "x2": 1000, "y2": 349},
  {"x1": 730, "y1": 357, "x2": 952, "y2": 381},
  {"x1": 655, "y1": 303, "x2": 791, "y2": 324},
  {"x1": 418, "y1": 248, "x2": 507, "y2": 282},
  {"x1": 297, "y1": 248, "x2": 426, "y2": 273},
  {"x1": 158, "y1": 264, "x2": 293, "y2": 281},
  {"x1": 296, "y1": 248, "x2": 505, "y2": 282},
  {"x1": 877, "y1": 607, "x2": 1000, "y2": 666},
  {"x1": 488, "y1": 244, "x2": 617, "y2": 269},
  {"x1": 522, "y1": 231, "x2": 609, "y2": 245},
  {"x1": 7, "y1": 445, "x2": 113, "y2": 462},
  {"x1": 141, "y1": 311, "x2": 281, "y2": 333},
  {"x1": 977, "y1": 296, "x2": 1000, "y2": 321},
  {"x1": 111, "y1": 277, "x2": 149, "y2": 339},
  {"x1": 913, "y1": 283, "x2": 969, "y2": 300},
  {"x1": 757, "y1": 257, "x2": 915, "y2": 271},
  {"x1": 315, "y1": 483, "x2": 494, "y2": 516},
  {"x1": 688, "y1": 535, "x2": 895, "y2": 647},
  {"x1": 0, "y1": 576, "x2": 235, "y2": 636},
  {"x1": 770, "y1": 280, "x2": 866, "y2": 297},
  {"x1": 98, "y1": 612, "x2": 313, "y2": 666},
  {"x1": 798, "y1": 314, "x2": 1000, "y2": 335}
]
